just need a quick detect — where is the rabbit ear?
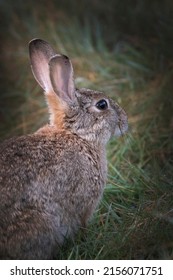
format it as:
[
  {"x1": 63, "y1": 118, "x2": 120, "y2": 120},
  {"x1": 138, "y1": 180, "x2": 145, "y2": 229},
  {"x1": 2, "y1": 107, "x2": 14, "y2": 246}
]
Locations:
[
  {"x1": 29, "y1": 38, "x2": 57, "y2": 92},
  {"x1": 49, "y1": 54, "x2": 76, "y2": 104}
]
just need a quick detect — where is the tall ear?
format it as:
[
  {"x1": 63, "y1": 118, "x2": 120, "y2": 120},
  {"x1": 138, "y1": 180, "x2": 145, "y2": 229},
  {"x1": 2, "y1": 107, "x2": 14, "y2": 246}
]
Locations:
[
  {"x1": 29, "y1": 38, "x2": 56, "y2": 92},
  {"x1": 49, "y1": 54, "x2": 76, "y2": 104}
]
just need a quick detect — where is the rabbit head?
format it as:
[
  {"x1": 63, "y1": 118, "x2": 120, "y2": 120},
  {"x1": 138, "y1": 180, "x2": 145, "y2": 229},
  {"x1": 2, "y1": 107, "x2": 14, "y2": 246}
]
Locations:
[{"x1": 29, "y1": 39, "x2": 128, "y2": 145}]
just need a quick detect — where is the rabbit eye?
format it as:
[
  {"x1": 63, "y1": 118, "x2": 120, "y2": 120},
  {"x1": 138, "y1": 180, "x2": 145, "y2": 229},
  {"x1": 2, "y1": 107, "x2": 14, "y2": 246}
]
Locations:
[{"x1": 96, "y1": 99, "x2": 108, "y2": 110}]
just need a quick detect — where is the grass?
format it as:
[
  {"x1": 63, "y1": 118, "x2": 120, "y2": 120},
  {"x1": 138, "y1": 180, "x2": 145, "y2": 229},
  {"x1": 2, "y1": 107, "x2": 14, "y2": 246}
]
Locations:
[{"x1": 1, "y1": 0, "x2": 173, "y2": 259}]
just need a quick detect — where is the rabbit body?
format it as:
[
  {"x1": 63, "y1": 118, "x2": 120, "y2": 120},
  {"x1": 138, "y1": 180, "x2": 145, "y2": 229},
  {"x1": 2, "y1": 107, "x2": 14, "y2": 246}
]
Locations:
[
  {"x1": 0, "y1": 127, "x2": 106, "y2": 259},
  {"x1": 0, "y1": 39, "x2": 128, "y2": 259}
]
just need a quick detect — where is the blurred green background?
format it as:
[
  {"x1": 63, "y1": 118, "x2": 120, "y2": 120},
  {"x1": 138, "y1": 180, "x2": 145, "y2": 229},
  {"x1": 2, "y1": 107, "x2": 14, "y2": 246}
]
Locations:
[{"x1": 0, "y1": 0, "x2": 173, "y2": 259}]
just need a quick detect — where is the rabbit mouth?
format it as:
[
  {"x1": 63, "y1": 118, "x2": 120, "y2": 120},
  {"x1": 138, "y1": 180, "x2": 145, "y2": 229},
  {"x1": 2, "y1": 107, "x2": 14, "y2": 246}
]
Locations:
[{"x1": 115, "y1": 118, "x2": 128, "y2": 137}]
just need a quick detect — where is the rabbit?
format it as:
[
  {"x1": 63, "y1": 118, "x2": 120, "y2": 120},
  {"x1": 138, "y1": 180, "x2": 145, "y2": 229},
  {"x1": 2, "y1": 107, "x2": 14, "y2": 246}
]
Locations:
[{"x1": 0, "y1": 38, "x2": 128, "y2": 259}]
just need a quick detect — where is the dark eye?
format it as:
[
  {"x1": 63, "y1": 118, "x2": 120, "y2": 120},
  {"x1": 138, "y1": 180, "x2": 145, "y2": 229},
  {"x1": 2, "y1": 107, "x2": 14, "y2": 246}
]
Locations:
[{"x1": 96, "y1": 99, "x2": 108, "y2": 110}]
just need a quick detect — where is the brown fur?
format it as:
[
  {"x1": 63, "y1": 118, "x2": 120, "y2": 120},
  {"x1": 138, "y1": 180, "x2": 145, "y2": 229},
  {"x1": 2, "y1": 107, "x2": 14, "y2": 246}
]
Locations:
[
  {"x1": 45, "y1": 92, "x2": 67, "y2": 128},
  {"x1": 0, "y1": 39, "x2": 128, "y2": 259}
]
